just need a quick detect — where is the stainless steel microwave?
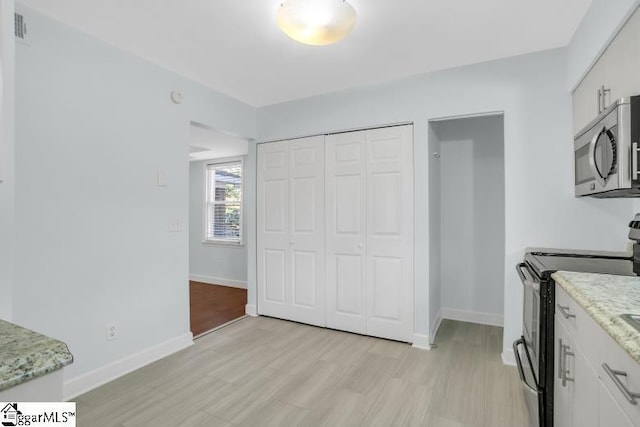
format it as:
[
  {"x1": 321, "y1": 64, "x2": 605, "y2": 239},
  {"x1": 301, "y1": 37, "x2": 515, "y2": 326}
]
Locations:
[{"x1": 575, "y1": 96, "x2": 640, "y2": 197}]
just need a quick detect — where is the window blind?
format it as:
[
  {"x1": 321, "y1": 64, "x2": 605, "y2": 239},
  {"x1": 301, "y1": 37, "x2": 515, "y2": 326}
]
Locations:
[{"x1": 205, "y1": 160, "x2": 242, "y2": 243}]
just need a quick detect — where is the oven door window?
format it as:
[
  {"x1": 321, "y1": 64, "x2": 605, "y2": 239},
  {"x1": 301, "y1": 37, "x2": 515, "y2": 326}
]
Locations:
[
  {"x1": 523, "y1": 280, "x2": 540, "y2": 378},
  {"x1": 575, "y1": 143, "x2": 595, "y2": 185}
]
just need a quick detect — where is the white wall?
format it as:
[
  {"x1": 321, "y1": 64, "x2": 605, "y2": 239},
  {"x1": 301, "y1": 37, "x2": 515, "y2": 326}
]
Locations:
[
  {"x1": 189, "y1": 159, "x2": 248, "y2": 288},
  {"x1": 256, "y1": 48, "x2": 636, "y2": 358},
  {"x1": 13, "y1": 5, "x2": 256, "y2": 395},
  {"x1": 427, "y1": 124, "x2": 441, "y2": 341},
  {"x1": 435, "y1": 115, "x2": 505, "y2": 325},
  {"x1": 0, "y1": 0, "x2": 15, "y2": 321}
]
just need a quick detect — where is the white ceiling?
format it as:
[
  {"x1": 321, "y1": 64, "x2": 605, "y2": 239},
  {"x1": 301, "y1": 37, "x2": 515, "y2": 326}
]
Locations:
[
  {"x1": 189, "y1": 123, "x2": 249, "y2": 162},
  {"x1": 19, "y1": 0, "x2": 592, "y2": 107}
]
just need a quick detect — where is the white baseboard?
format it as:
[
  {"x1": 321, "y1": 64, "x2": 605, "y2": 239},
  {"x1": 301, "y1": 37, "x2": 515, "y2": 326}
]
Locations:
[
  {"x1": 189, "y1": 274, "x2": 247, "y2": 289},
  {"x1": 63, "y1": 332, "x2": 193, "y2": 400},
  {"x1": 502, "y1": 348, "x2": 516, "y2": 366},
  {"x1": 411, "y1": 333, "x2": 431, "y2": 350},
  {"x1": 442, "y1": 308, "x2": 503, "y2": 327},
  {"x1": 245, "y1": 304, "x2": 257, "y2": 317}
]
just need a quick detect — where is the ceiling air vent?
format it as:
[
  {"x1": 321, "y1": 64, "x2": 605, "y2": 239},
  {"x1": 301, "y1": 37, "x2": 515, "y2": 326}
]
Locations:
[{"x1": 15, "y1": 13, "x2": 27, "y2": 40}]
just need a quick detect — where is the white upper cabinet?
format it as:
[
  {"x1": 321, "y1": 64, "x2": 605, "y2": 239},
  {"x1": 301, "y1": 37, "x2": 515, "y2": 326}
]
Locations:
[{"x1": 573, "y1": 7, "x2": 640, "y2": 134}]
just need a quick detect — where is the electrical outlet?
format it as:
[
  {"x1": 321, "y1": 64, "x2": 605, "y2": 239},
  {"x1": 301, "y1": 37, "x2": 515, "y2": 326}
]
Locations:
[
  {"x1": 169, "y1": 218, "x2": 182, "y2": 232},
  {"x1": 106, "y1": 322, "x2": 118, "y2": 341}
]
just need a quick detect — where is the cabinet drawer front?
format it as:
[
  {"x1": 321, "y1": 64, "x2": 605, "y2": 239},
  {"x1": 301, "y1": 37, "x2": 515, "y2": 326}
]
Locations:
[
  {"x1": 556, "y1": 285, "x2": 580, "y2": 332},
  {"x1": 555, "y1": 285, "x2": 605, "y2": 372},
  {"x1": 555, "y1": 285, "x2": 605, "y2": 371},
  {"x1": 600, "y1": 379, "x2": 635, "y2": 427},
  {"x1": 598, "y1": 329, "x2": 640, "y2": 426}
]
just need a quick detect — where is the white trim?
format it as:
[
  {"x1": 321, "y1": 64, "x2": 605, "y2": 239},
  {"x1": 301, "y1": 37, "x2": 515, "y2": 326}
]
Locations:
[
  {"x1": 193, "y1": 315, "x2": 248, "y2": 339},
  {"x1": 502, "y1": 348, "x2": 516, "y2": 366},
  {"x1": 428, "y1": 110, "x2": 504, "y2": 123},
  {"x1": 189, "y1": 274, "x2": 247, "y2": 289},
  {"x1": 442, "y1": 308, "x2": 504, "y2": 327},
  {"x1": 411, "y1": 333, "x2": 431, "y2": 350},
  {"x1": 200, "y1": 240, "x2": 245, "y2": 248},
  {"x1": 245, "y1": 304, "x2": 257, "y2": 317},
  {"x1": 257, "y1": 121, "x2": 414, "y2": 145},
  {"x1": 429, "y1": 308, "x2": 443, "y2": 345},
  {"x1": 63, "y1": 332, "x2": 193, "y2": 400}
]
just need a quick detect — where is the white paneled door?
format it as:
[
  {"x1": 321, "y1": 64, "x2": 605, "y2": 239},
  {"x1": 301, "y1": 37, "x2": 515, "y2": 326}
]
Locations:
[
  {"x1": 365, "y1": 126, "x2": 414, "y2": 342},
  {"x1": 257, "y1": 136, "x2": 326, "y2": 327},
  {"x1": 258, "y1": 125, "x2": 413, "y2": 343},
  {"x1": 325, "y1": 131, "x2": 368, "y2": 335},
  {"x1": 326, "y1": 125, "x2": 414, "y2": 342}
]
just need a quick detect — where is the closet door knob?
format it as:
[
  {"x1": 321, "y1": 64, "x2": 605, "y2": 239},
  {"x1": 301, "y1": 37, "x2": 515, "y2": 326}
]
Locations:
[{"x1": 357, "y1": 243, "x2": 365, "y2": 249}]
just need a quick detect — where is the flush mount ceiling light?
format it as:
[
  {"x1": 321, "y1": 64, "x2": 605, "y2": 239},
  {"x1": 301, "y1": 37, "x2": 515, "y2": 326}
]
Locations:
[{"x1": 277, "y1": 0, "x2": 357, "y2": 46}]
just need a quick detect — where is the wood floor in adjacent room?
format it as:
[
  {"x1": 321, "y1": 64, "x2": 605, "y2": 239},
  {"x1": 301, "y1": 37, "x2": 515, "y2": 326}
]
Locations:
[
  {"x1": 189, "y1": 281, "x2": 247, "y2": 336},
  {"x1": 76, "y1": 318, "x2": 527, "y2": 427}
]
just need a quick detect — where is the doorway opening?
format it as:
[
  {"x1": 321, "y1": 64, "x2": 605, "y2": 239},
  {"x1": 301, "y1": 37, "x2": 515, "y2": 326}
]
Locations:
[
  {"x1": 188, "y1": 121, "x2": 250, "y2": 338},
  {"x1": 428, "y1": 114, "x2": 505, "y2": 342}
]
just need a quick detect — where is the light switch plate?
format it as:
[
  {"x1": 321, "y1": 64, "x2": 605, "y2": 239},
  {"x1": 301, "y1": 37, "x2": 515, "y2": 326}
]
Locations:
[
  {"x1": 169, "y1": 218, "x2": 182, "y2": 232},
  {"x1": 157, "y1": 170, "x2": 168, "y2": 187}
]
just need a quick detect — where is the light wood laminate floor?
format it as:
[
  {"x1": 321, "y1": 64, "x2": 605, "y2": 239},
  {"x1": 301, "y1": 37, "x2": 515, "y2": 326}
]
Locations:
[{"x1": 76, "y1": 318, "x2": 528, "y2": 427}]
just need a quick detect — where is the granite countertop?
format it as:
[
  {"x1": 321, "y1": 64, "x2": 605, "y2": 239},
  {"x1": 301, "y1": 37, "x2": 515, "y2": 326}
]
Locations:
[
  {"x1": 552, "y1": 271, "x2": 640, "y2": 364},
  {"x1": 0, "y1": 320, "x2": 73, "y2": 391}
]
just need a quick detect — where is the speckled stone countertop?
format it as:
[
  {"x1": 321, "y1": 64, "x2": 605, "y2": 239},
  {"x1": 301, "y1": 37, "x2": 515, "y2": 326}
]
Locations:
[
  {"x1": 0, "y1": 320, "x2": 73, "y2": 391},
  {"x1": 552, "y1": 271, "x2": 640, "y2": 364}
]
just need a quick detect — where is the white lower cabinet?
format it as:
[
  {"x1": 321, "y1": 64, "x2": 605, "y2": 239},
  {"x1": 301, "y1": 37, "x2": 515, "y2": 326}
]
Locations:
[
  {"x1": 599, "y1": 380, "x2": 634, "y2": 427},
  {"x1": 555, "y1": 284, "x2": 640, "y2": 427},
  {"x1": 554, "y1": 313, "x2": 598, "y2": 427},
  {"x1": 554, "y1": 318, "x2": 573, "y2": 427}
]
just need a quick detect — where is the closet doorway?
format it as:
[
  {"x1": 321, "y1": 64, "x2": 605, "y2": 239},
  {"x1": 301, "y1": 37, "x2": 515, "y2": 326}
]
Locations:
[
  {"x1": 188, "y1": 122, "x2": 250, "y2": 337},
  {"x1": 429, "y1": 114, "x2": 505, "y2": 335}
]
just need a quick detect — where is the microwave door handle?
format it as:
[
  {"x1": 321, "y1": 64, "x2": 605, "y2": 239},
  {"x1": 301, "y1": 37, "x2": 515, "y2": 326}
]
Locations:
[{"x1": 588, "y1": 128, "x2": 606, "y2": 187}]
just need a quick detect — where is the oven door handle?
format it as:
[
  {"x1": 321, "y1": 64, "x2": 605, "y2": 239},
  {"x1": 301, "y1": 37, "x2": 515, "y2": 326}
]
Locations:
[
  {"x1": 513, "y1": 338, "x2": 539, "y2": 393},
  {"x1": 516, "y1": 263, "x2": 528, "y2": 282},
  {"x1": 516, "y1": 263, "x2": 540, "y2": 291}
]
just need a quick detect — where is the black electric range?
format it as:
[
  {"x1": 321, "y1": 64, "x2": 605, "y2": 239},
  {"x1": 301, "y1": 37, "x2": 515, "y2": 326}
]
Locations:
[
  {"x1": 515, "y1": 249, "x2": 638, "y2": 427},
  {"x1": 526, "y1": 251, "x2": 638, "y2": 278}
]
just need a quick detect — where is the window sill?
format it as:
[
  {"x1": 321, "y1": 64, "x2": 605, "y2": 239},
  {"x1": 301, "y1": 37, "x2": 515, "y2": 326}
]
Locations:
[{"x1": 201, "y1": 240, "x2": 244, "y2": 248}]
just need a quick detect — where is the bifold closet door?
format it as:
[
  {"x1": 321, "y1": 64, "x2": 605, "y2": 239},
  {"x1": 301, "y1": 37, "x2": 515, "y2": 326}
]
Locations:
[
  {"x1": 326, "y1": 125, "x2": 414, "y2": 342},
  {"x1": 365, "y1": 125, "x2": 413, "y2": 342},
  {"x1": 325, "y1": 131, "x2": 368, "y2": 335},
  {"x1": 257, "y1": 136, "x2": 325, "y2": 327}
]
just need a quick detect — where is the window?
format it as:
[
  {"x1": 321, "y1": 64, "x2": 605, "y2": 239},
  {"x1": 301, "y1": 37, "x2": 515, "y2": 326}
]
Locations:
[{"x1": 205, "y1": 159, "x2": 243, "y2": 244}]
